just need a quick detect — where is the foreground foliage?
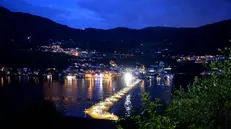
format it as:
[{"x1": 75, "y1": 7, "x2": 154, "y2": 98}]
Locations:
[{"x1": 117, "y1": 42, "x2": 231, "y2": 129}]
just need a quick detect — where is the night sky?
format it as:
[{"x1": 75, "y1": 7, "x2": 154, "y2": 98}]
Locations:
[{"x1": 1, "y1": 0, "x2": 231, "y2": 29}]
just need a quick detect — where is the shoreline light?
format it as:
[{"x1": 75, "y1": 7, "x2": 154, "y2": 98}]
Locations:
[
  {"x1": 47, "y1": 74, "x2": 52, "y2": 79},
  {"x1": 66, "y1": 75, "x2": 76, "y2": 80}
]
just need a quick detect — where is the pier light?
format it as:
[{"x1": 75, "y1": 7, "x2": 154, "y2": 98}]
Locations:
[
  {"x1": 124, "y1": 72, "x2": 133, "y2": 86},
  {"x1": 84, "y1": 79, "x2": 141, "y2": 120}
]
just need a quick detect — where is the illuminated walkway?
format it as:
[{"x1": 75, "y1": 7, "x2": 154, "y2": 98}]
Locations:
[{"x1": 84, "y1": 79, "x2": 141, "y2": 120}]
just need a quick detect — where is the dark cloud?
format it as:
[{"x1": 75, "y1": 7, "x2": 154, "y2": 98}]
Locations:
[
  {"x1": 1, "y1": 0, "x2": 231, "y2": 29},
  {"x1": 77, "y1": 0, "x2": 231, "y2": 28},
  {"x1": 0, "y1": 0, "x2": 69, "y2": 19}
]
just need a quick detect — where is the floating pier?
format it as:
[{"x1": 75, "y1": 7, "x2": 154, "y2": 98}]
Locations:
[{"x1": 84, "y1": 79, "x2": 141, "y2": 120}]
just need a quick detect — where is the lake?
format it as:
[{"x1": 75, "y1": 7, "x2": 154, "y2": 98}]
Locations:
[{"x1": 0, "y1": 76, "x2": 172, "y2": 118}]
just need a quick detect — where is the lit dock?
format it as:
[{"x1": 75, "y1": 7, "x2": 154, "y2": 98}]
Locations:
[{"x1": 84, "y1": 79, "x2": 141, "y2": 120}]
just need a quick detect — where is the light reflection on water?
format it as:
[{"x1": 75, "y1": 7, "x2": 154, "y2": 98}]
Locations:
[
  {"x1": 124, "y1": 94, "x2": 132, "y2": 117},
  {"x1": 0, "y1": 76, "x2": 173, "y2": 118},
  {"x1": 42, "y1": 77, "x2": 126, "y2": 117},
  {"x1": 109, "y1": 78, "x2": 172, "y2": 117},
  {"x1": 7, "y1": 76, "x2": 10, "y2": 84},
  {"x1": 1, "y1": 77, "x2": 3, "y2": 86}
]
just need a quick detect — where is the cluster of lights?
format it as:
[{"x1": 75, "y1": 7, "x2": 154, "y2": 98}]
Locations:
[
  {"x1": 174, "y1": 55, "x2": 225, "y2": 64},
  {"x1": 66, "y1": 75, "x2": 76, "y2": 80},
  {"x1": 84, "y1": 77, "x2": 141, "y2": 120},
  {"x1": 85, "y1": 73, "x2": 113, "y2": 79},
  {"x1": 95, "y1": 74, "x2": 104, "y2": 78}
]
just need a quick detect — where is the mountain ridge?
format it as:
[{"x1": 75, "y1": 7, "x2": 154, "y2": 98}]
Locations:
[
  {"x1": 1, "y1": 6, "x2": 229, "y2": 30},
  {"x1": 0, "y1": 6, "x2": 231, "y2": 54}
]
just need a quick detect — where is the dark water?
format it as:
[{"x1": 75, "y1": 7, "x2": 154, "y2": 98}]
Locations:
[{"x1": 0, "y1": 76, "x2": 172, "y2": 118}]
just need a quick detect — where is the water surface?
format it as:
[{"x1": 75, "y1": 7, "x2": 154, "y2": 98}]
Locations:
[{"x1": 0, "y1": 76, "x2": 172, "y2": 118}]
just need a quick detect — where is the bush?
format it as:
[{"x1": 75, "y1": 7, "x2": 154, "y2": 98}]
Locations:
[{"x1": 117, "y1": 41, "x2": 231, "y2": 129}]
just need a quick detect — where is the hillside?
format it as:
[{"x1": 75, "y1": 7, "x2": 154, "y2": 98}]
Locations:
[{"x1": 0, "y1": 7, "x2": 231, "y2": 54}]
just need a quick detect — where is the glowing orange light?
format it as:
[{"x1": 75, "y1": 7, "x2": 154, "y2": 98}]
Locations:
[
  {"x1": 141, "y1": 80, "x2": 144, "y2": 88},
  {"x1": 85, "y1": 74, "x2": 92, "y2": 78},
  {"x1": 74, "y1": 51, "x2": 79, "y2": 56},
  {"x1": 88, "y1": 78, "x2": 93, "y2": 99}
]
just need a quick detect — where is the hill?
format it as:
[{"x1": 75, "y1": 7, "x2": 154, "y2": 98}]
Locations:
[{"x1": 0, "y1": 6, "x2": 231, "y2": 54}]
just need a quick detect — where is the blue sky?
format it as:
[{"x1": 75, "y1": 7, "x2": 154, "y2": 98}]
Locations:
[{"x1": 1, "y1": 0, "x2": 231, "y2": 29}]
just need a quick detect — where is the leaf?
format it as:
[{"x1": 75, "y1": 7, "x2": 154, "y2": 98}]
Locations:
[
  {"x1": 155, "y1": 98, "x2": 161, "y2": 103},
  {"x1": 144, "y1": 122, "x2": 150, "y2": 127}
]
